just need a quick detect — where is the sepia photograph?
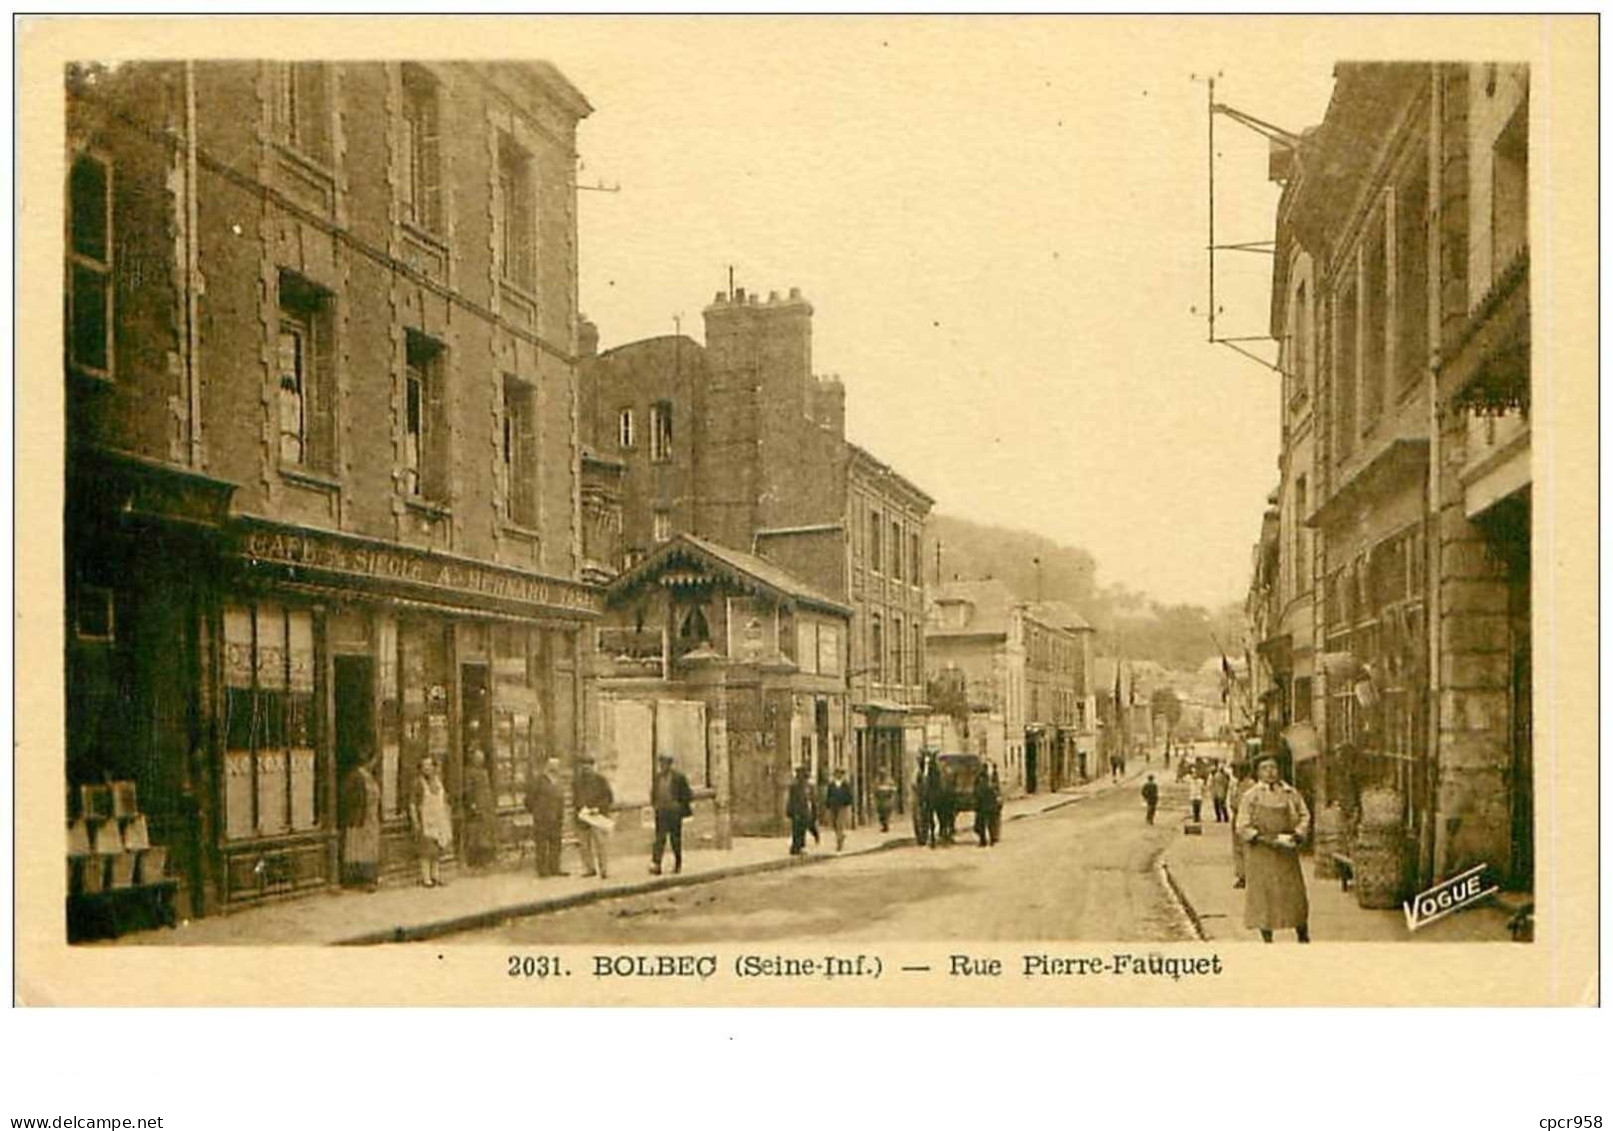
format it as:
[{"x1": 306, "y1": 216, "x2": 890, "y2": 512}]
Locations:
[{"x1": 14, "y1": 13, "x2": 1598, "y2": 1008}]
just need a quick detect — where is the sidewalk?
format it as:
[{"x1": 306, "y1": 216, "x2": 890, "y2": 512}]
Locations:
[
  {"x1": 1155, "y1": 780, "x2": 1522, "y2": 943},
  {"x1": 111, "y1": 772, "x2": 1129, "y2": 946}
]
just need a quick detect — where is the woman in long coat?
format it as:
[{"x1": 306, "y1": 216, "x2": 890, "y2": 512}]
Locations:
[
  {"x1": 1233, "y1": 756, "x2": 1311, "y2": 942},
  {"x1": 340, "y1": 756, "x2": 382, "y2": 891}
]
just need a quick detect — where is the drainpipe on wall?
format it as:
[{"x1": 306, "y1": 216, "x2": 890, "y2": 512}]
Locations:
[
  {"x1": 1422, "y1": 66, "x2": 1445, "y2": 889},
  {"x1": 184, "y1": 60, "x2": 204, "y2": 469}
]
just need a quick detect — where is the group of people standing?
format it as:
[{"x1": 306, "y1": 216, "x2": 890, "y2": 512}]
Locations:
[{"x1": 337, "y1": 747, "x2": 628, "y2": 890}]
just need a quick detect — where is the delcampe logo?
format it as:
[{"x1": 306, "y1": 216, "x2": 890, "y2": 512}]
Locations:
[{"x1": 1403, "y1": 864, "x2": 1500, "y2": 933}]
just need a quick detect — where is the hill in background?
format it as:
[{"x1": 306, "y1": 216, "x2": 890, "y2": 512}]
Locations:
[{"x1": 923, "y1": 512, "x2": 1244, "y2": 672}]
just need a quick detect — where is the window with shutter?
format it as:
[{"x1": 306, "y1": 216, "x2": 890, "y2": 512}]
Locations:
[
  {"x1": 402, "y1": 65, "x2": 442, "y2": 233},
  {"x1": 502, "y1": 374, "x2": 538, "y2": 527},
  {"x1": 405, "y1": 331, "x2": 449, "y2": 502},
  {"x1": 276, "y1": 271, "x2": 335, "y2": 472}
]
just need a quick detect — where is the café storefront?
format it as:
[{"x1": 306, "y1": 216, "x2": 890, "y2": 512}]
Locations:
[
  {"x1": 214, "y1": 520, "x2": 602, "y2": 909},
  {"x1": 65, "y1": 455, "x2": 601, "y2": 921}
]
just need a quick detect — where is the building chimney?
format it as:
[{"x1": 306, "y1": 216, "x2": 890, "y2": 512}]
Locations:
[{"x1": 577, "y1": 318, "x2": 599, "y2": 359}]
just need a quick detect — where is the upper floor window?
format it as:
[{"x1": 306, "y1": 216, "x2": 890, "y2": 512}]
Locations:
[
  {"x1": 1492, "y1": 96, "x2": 1528, "y2": 280},
  {"x1": 1335, "y1": 279, "x2": 1358, "y2": 460},
  {"x1": 502, "y1": 374, "x2": 537, "y2": 526},
  {"x1": 649, "y1": 401, "x2": 673, "y2": 463},
  {"x1": 618, "y1": 407, "x2": 635, "y2": 450},
  {"x1": 870, "y1": 614, "x2": 884, "y2": 682},
  {"x1": 1289, "y1": 280, "x2": 1309, "y2": 399},
  {"x1": 1361, "y1": 214, "x2": 1388, "y2": 430},
  {"x1": 909, "y1": 531, "x2": 922, "y2": 586},
  {"x1": 498, "y1": 133, "x2": 535, "y2": 289},
  {"x1": 1294, "y1": 475, "x2": 1312, "y2": 595},
  {"x1": 67, "y1": 151, "x2": 112, "y2": 378},
  {"x1": 400, "y1": 65, "x2": 442, "y2": 234},
  {"x1": 910, "y1": 622, "x2": 922, "y2": 684},
  {"x1": 889, "y1": 519, "x2": 902, "y2": 580},
  {"x1": 277, "y1": 272, "x2": 334, "y2": 472},
  {"x1": 275, "y1": 63, "x2": 331, "y2": 165},
  {"x1": 404, "y1": 331, "x2": 449, "y2": 501},
  {"x1": 1395, "y1": 160, "x2": 1430, "y2": 392},
  {"x1": 892, "y1": 615, "x2": 905, "y2": 684},
  {"x1": 653, "y1": 510, "x2": 672, "y2": 543}
]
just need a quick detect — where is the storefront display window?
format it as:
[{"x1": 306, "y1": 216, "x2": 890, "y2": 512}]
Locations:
[
  {"x1": 493, "y1": 623, "x2": 540, "y2": 810},
  {"x1": 222, "y1": 603, "x2": 317, "y2": 839}
]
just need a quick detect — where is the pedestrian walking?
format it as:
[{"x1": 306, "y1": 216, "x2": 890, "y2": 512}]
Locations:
[
  {"x1": 340, "y1": 754, "x2": 382, "y2": 891},
  {"x1": 1140, "y1": 774, "x2": 1159, "y2": 825},
  {"x1": 824, "y1": 765, "x2": 854, "y2": 851},
  {"x1": 649, "y1": 753, "x2": 693, "y2": 875},
  {"x1": 1229, "y1": 764, "x2": 1255, "y2": 889},
  {"x1": 786, "y1": 764, "x2": 818, "y2": 855},
  {"x1": 409, "y1": 755, "x2": 453, "y2": 888},
  {"x1": 1188, "y1": 772, "x2": 1205, "y2": 824},
  {"x1": 1234, "y1": 756, "x2": 1311, "y2": 942},
  {"x1": 462, "y1": 747, "x2": 499, "y2": 870},
  {"x1": 574, "y1": 754, "x2": 615, "y2": 880},
  {"x1": 873, "y1": 768, "x2": 897, "y2": 832},
  {"x1": 973, "y1": 764, "x2": 1002, "y2": 847},
  {"x1": 524, "y1": 757, "x2": 566, "y2": 877},
  {"x1": 986, "y1": 761, "x2": 1004, "y2": 844},
  {"x1": 1211, "y1": 764, "x2": 1231, "y2": 823},
  {"x1": 1110, "y1": 753, "x2": 1121, "y2": 783}
]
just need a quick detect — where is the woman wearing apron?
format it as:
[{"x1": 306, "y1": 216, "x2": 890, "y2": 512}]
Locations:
[{"x1": 1234, "y1": 756, "x2": 1311, "y2": 942}]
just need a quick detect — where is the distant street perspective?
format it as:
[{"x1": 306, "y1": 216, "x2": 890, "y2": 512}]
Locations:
[{"x1": 61, "y1": 47, "x2": 1532, "y2": 952}]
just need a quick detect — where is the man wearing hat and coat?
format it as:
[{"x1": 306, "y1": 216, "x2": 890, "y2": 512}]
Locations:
[
  {"x1": 573, "y1": 754, "x2": 615, "y2": 880},
  {"x1": 525, "y1": 758, "x2": 567, "y2": 878},
  {"x1": 649, "y1": 754, "x2": 694, "y2": 875},
  {"x1": 786, "y1": 764, "x2": 818, "y2": 856}
]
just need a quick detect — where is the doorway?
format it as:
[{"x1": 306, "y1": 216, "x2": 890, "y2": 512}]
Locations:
[
  {"x1": 334, "y1": 655, "x2": 375, "y2": 833},
  {"x1": 1025, "y1": 734, "x2": 1039, "y2": 794}
]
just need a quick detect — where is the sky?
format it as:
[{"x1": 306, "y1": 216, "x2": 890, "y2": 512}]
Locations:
[{"x1": 535, "y1": 18, "x2": 1350, "y2": 607}]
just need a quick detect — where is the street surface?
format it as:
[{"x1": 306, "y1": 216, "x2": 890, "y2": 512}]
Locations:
[{"x1": 448, "y1": 766, "x2": 1195, "y2": 945}]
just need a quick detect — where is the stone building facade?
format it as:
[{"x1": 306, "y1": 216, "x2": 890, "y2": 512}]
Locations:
[
  {"x1": 1248, "y1": 62, "x2": 1531, "y2": 897},
  {"x1": 65, "y1": 61, "x2": 597, "y2": 918},
  {"x1": 579, "y1": 288, "x2": 934, "y2": 822},
  {"x1": 924, "y1": 580, "x2": 1091, "y2": 796}
]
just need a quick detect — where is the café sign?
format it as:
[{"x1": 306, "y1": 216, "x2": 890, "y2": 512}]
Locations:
[{"x1": 235, "y1": 526, "x2": 602, "y2": 616}]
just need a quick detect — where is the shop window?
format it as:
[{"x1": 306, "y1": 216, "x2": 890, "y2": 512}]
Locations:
[
  {"x1": 492, "y1": 625, "x2": 540, "y2": 811},
  {"x1": 1395, "y1": 159, "x2": 1430, "y2": 391},
  {"x1": 498, "y1": 132, "x2": 534, "y2": 289},
  {"x1": 1492, "y1": 97, "x2": 1528, "y2": 280},
  {"x1": 67, "y1": 151, "x2": 112, "y2": 378},
  {"x1": 400, "y1": 65, "x2": 442, "y2": 234},
  {"x1": 618, "y1": 407, "x2": 635, "y2": 450},
  {"x1": 277, "y1": 271, "x2": 334, "y2": 472},
  {"x1": 502, "y1": 374, "x2": 537, "y2": 526},
  {"x1": 405, "y1": 331, "x2": 448, "y2": 502},
  {"x1": 649, "y1": 400, "x2": 673, "y2": 463},
  {"x1": 275, "y1": 62, "x2": 331, "y2": 165},
  {"x1": 222, "y1": 604, "x2": 317, "y2": 839}
]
